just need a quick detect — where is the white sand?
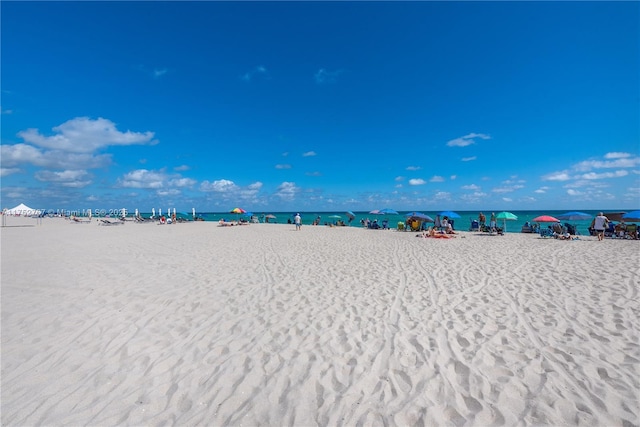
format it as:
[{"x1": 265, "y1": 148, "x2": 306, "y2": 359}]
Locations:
[{"x1": 1, "y1": 216, "x2": 638, "y2": 426}]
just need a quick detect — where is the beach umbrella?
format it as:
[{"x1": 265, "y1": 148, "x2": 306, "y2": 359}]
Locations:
[
  {"x1": 192, "y1": 208, "x2": 196, "y2": 219},
  {"x1": 439, "y1": 210, "x2": 461, "y2": 219},
  {"x1": 379, "y1": 208, "x2": 399, "y2": 215},
  {"x1": 532, "y1": 215, "x2": 560, "y2": 223},
  {"x1": 557, "y1": 211, "x2": 592, "y2": 221},
  {"x1": 369, "y1": 209, "x2": 381, "y2": 214},
  {"x1": 496, "y1": 211, "x2": 518, "y2": 231},
  {"x1": 346, "y1": 211, "x2": 355, "y2": 220},
  {"x1": 265, "y1": 214, "x2": 277, "y2": 219},
  {"x1": 603, "y1": 212, "x2": 627, "y2": 222},
  {"x1": 329, "y1": 215, "x2": 341, "y2": 219},
  {"x1": 230, "y1": 207, "x2": 246, "y2": 222},
  {"x1": 622, "y1": 210, "x2": 640, "y2": 221},
  {"x1": 405, "y1": 212, "x2": 434, "y2": 222},
  {"x1": 152, "y1": 208, "x2": 156, "y2": 218}
]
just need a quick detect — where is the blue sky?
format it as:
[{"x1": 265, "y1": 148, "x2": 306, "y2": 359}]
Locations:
[{"x1": 2, "y1": 1, "x2": 639, "y2": 213}]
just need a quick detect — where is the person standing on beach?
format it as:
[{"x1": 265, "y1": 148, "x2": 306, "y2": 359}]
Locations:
[
  {"x1": 592, "y1": 212, "x2": 609, "y2": 241},
  {"x1": 489, "y1": 212, "x2": 497, "y2": 233},
  {"x1": 478, "y1": 212, "x2": 486, "y2": 228},
  {"x1": 294, "y1": 213, "x2": 301, "y2": 230}
]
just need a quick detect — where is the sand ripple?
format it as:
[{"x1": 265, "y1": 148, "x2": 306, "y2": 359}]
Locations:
[{"x1": 2, "y1": 221, "x2": 638, "y2": 426}]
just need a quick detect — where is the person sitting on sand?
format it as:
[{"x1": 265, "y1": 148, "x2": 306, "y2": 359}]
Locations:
[{"x1": 445, "y1": 222, "x2": 455, "y2": 234}]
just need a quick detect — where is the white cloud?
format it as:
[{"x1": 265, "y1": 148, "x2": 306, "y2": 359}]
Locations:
[
  {"x1": 248, "y1": 182, "x2": 263, "y2": 190},
  {"x1": 446, "y1": 133, "x2": 490, "y2": 147},
  {"x1": 450, "y1": 175, "x2": 457, "y2": 180},
  {"x1": 461, "y1": 184, "x2": 480, "y2": 190},
  {"x1": 434, "y1": 191, "x2": 451, "y2": 200},
  {"x1": 302, "y1": 151, "x2": 317, "y2": 157},
  {"x1": 502, "y1": 197, "x2": 512, "y2": 202},
  {"x1": 169, "y1": 177, "x2": 197, "y2": 188},
  {"x1": 200, "y1": 179, "x2": 238, "y2": 193},
  {"x1": 119, "y1": 169, "x2": 166, "y2": 189},
  {"x1": 567, "y1": 189, "x2": 584, "y2": 196},
  {"x1": 461, "y1": 156, "x2": 477, "y2": 162},
  {"x1": 174, "y1": 165, "x2": 190, "y2": 171},
  {"x1": 17, "y1": 117, "x2": 156, "y2": 154},
  {"x1": 408, "y1": 178, "x2": 426, "y2": 185},
  {"x1": 156, "y1": 189, "x2": 180, "y2": 196},
  {"x1": 275, "y1": 164, "x2": 292, "y2": 169},
  {"x1": 534, "y1": 186, "x2": 548, "y2": 194},
  {"x1": 242, "y1": 65, "x2": 269, "y2": 82},
  {"x1": 276, "y1": 182, "x2": 299, "y2": 200},
  {"x1": 430, "y1": 176, "x2": 445, "y2": 182},
  {"x1": 314, "y1": 68, "x2": 343, "y2": 84},
  {"x1": 395, "y1": 176, "x2": 405, "y2": 182},
  {"x1": 406, "y1": 166, "x2": 421, "y2": 171},
  {"x1": 0, "y1": 168, "x2": 21, "y2": 177},
  {"x1": 305, "y1": 171, "x2": 322, "y2": 176},
  {"x1": 580, "y1": 170, "x2": 628, "y2": 180},
  {"x1": 34, "y1": 169, "x2": 92, "y2": 188},
  {"x1": 542, "y1": 171, "x2": 571, "y2": 181},
  {"x1": 604, "y1": 152, "x2": 631, "y2": 159},
  {"x1": 573, "y1": 156, "x2": 640, "y2": 171},
  {"x1": 1, "y1": 143, "x2": 112, "y2": 169},
  {"x1": 153, "y1": 68, "x2": 168, "y2": 78},
  {"x1": 492, "y1": 185, "x2": 524, "y2": 193}
]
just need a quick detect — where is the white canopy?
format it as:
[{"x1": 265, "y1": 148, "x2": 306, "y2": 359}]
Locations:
[{"x1": 4, "y1": 203, "x2": 42, "y2": 216}]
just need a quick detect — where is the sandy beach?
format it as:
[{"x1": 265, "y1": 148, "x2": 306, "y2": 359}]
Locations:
[{"x1": 1, "y1": 217, "x2": 638, "y2": 426}]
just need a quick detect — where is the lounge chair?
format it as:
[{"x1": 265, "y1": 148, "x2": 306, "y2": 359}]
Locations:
[
  {"x1": 100, "y1": 219, "x2": 123, "y2": 226},
  {"x1": 540, "y1": 228, "x2": 554, "y2": 238},
  {"x1": 625, "y1": 224, "x2": 638, "y2": 239}
]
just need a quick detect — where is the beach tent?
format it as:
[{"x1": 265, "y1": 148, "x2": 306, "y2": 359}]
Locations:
[{"x1": 4, "y1": 203, "x2": 41, "y2": 216}]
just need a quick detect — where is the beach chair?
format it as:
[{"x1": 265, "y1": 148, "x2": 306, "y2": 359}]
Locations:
[
  {"x1": 469, "y1": 220, "x2": 479, "y2": 231},
  {"x1": 100, "y1": 219, "x2": 123, "y2": 226},
  {"x1": 397, "y1": 222, "x2": 405, "y2": 231},
  {"x1": 539, "y1": 228, "x2": 554, "y2": 238},
  {"x1": 564, "y1": 223, "x2": 578, "y2": 235},
  {"x1": 625, "y1": 224, "x2": 638, "y2": 239},
  {"x1": 604, "y1": 222, "x2": 616, "y2": 238}
]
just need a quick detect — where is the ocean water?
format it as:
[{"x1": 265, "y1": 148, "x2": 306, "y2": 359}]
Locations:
[{"x1": 143, "y1": 209, "x2": 635, "y2": 235}]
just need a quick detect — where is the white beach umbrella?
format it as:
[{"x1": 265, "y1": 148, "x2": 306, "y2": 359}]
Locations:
[
  {"x1": 159, "y1": 208, "x2": 162, "y2": 216},
  {"x1": 192, "y1": 208, "x2": 196, "y2": 218},
  {"x1": 152, "y1": 208, "x2": 156, "y2": 218}
]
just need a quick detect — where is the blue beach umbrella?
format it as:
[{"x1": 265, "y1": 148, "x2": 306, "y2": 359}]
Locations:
[
  {"x1": 439, "y1": 210, "x2": 461, "y2": 219},
  {"x1": 557, "y1": 211, "x2": 592, "y2": 221},
  {"x1": 405, "y1": 212, "x2": 435, "y2": 222},
  {"x1": 379, "y1": 208, "x2": 399, "y2": 215},
  {"x1": 346, "y1": 211, "x2": 356, "y2": 219},
  {"x1": 622, "y1": 210, "x2": 640, "y2": 221}
]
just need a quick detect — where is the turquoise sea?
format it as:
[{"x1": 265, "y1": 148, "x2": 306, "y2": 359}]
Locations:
[{"x1": 148, "y1": 209, "x2": 635, "y2": 235}]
